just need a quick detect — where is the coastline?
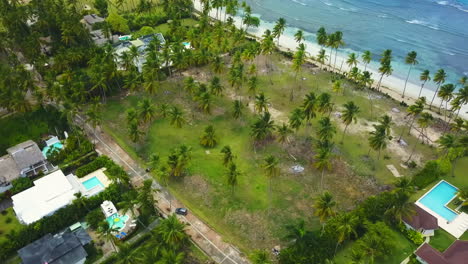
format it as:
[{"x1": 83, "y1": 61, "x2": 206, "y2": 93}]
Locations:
[{"x1": 191, "y1": 0, "x2": 468, "y2": 119}]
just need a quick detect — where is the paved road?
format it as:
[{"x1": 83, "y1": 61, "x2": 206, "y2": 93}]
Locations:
[{"x1": 75, "y1": 115, "x2": 249, "y2": 264}]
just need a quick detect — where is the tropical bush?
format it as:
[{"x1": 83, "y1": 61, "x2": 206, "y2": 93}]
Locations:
[
  {"x1": 75, "y1": 156, "x2": 111, "y2": 177},
  {"x1": 411, "y1": 160, "x2": 450, "y2": 189},
  {"x1": 48, "y1": 134, "x2": 94, "y2": 165},
  {"x1": 398, "y1": 222, "x2": 424, "y2": 245},
  {"x1": 10, "y1": 177, "x2": 33, "y2": 194}
]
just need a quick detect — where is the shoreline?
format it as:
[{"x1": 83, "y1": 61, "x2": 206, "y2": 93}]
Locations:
[{"x1": 191, "y1": 0, "x2": 468, "y2": 119}]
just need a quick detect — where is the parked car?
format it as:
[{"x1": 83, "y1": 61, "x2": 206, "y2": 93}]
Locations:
[{"x1": 175, "y1": 208, "x2": 188, "y2": 216}]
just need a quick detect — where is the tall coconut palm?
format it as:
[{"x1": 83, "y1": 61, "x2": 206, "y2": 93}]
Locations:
[
  {"x1": 361, "y1": 50, "x2": 372, "y2": 71},
  {"x1": 335, "y1": 213, "x2": 358, "y2": 255},
  {"x1": 315, "y1": 146, "x2": 333, "y2": 189},
  {"x1": 155, "y1": 214, "x2": 187, "y2": 249},
  {"x1": 317, "y1": 27, "x2": 328, "y2": 48},
  {"x1": 302, "y1": 92, "x2": 317, "y2": 124},
  {"x1": 376, "y1": 50, "x2": 393, "y2": 91},
  {"x1": 332, "y1": 31, "x2": 345, "y2": 71},
  {"x1": 368, "y1": 125, "x2": 388, "y2": 159},
  {"x1": 459, "y1": 76, "x2": 468, "y2": 87},
  {"x1": 313, "y1": 191, "x2": 336, "y2": 231},
  {"x1": 138, "y1": 98, "x2": 156, "y2": 124},
  {"x1": 402, "y1": 51, "x2": 418, "y2": 98},
  {"x1": 341, "y1": 101, "x2": 360, "y2": 142},
  {"x1": 272, "y1": 17, "x2": 286, "y2": 45},
  {"x1": 430, "y1": 69, "x2": 447, "y2": 109},
  {"x1": 128, "y1": 121, "x2": 144, "y2": 143},
  {"x1": 291, "y1": 43, "x2": 307, "y2": 100},
  {"x1": 437, "y1": 134, "x2": 456, "y2": 157},
  {"x1": 404, "y1": 97, "x2": 426, "y2": 138},
  {"x1": 97, "y1": 223, "x2": 119, "y2": 252},
  {"x1": 169, "y1": 106, "x2": 186, "y2": 128},
  {"x1": 232, "y1": 99, "x2": 244, "y2": 119},
  {"x1": 289, "y1": 108, "x2": 305, "y2": 131},
  {"x1": 247, "y1": 76, "x2": 258, "y2": 98},
  {"x1": 263, "y1": 155, "x2": 279, "y2": 207},
  {"x1": 346, "y1": 53, "x2": 358, "y2": 70},
  {"x1": 210, "y1": 76, "x2": 224, "y2": 96},
  {"x1": 294, "y1": 29, "x2": 304, "y2": 44},
  {"x1": 317, "y1": 93, "x2": 334, "y2": 116},
  {"x1": 254, "y1": 92, "x2": 269, "y2": 113},
  {"x1": 200, "y1": 125, "x2": 218, "y2": 148},
  {"x1": 317, "y1": 49, "x2": 328, "y2": 69},
  {"x1": 438, "y1": 83, "x2": 455, "y2": 120},
  {"x1": 317, "y1": 117, "x2": 336, "y2": 142},
  {"x1": 276, "y1": 123, "x2": 293, "y2": 144},
  {"x1": 418, "y1": 70, "x2": 431, "y2": 98},
  {"x1": 221, "y1": 145, "x2": 235, "y2": 166},
  {"x1": 417, "y1": 112, "x2": 434, "y2": 144},
  {"x1": 226, "y1": 162, "x2": 240, "y2": 193},
  {"x1": 251, "y1": 112, "x2": 276, "y2": 141},
  {"x1": 156, "y1": 249, "x2": 185, "y2": 264}
]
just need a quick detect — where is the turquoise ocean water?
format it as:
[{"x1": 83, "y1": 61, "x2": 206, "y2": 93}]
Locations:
[{"x1": 245, "y1": 0, "x2": 468, "y2": 91}]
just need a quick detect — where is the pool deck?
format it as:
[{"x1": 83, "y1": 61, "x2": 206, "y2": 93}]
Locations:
[
  {"x1": 415, "y1": 180, "x2": 468, "y2": 238},
  {"x1": 73, "y1": 168, "x2": 112, "y2": 197}
]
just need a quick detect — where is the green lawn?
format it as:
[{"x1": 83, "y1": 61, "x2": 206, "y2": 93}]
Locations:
[
  {"x1": 429, "y1": 230, "x2": 456, "y2": 252},
  {"x1": 334, "y1": 228, "x2": 416, "y2": 264},
  {"x1": 0, "y1": 208, "x2": 23, "y2": 244}
]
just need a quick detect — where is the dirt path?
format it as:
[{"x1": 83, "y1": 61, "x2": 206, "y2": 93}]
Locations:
[{"x1": 75, "y1": 115, "x2": 250, "y2": 264}]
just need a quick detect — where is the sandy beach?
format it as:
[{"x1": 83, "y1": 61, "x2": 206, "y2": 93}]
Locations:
[{"x1": 192, "y1": 0, "x2": 468, "y2": 119}]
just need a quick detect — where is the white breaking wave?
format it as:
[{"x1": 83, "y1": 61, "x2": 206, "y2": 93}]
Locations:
[
  {"x1": 405, "y1": 19, "x2": 440, "y2": 30},
  {"x1": 291, "y1": 0, "x2": 308, "y2": 6}
]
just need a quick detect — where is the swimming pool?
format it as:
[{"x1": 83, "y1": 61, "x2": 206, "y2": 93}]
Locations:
[
  {"x1": 42, "y1": 142, "x2": 63, "y2": 157},
  {"x1": 106, "y1": 213, "x2": 129, "y2": 230},
  {"x1": 418, "y1": 181, "x2": 458, "y2": 222},
  {"x1": 82, "y1": 176, "x2": 104, "y2": 190}
]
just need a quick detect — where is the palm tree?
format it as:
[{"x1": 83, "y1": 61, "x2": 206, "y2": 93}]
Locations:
[
  {"x1": 332, "y1": 31, "x2": 345, "y2": 71},
  {"x1": 377, "y1": 114, "x2": 393, "y2": 136},
  {"x1": 335, "y1": 213, "x2": 358, "y2": 255},
  {"x1": 430, "y1": 69, "x2": 448, "y2": 109},
  {"x1": 138, "y1": 98, "x2": 156, "y2": 124},
  {"x1": 402, "y1": 97, "x2": 425, "y2": 138},
  {"x1": 221, "y1": 145, "x2": 235, "y2": 166},
  {"x1": 317, "y1": 49, "x2": 328, "y2": 69},
  {"x1": 272, "y1": 17, "x2": 286, "y2": 45},
  {"x1": 418, "y1": 70, "x2": 431, "y2": 98},
  {"x1": 196, "y1": 92, "x2": 212, "y2": 114},
  {"x1": 289, "y1": 108, "x2": 305, "y2": 131},
  {"x1": 332, "y1": 80, "x2": 343, "y2": 95},
  {"x1": 317, "y1": 27, "x2": 328, "y2": 48},
  {"x1": 317, "y1": 93, "x2": 334, "y2": 116},
  {"x1": 313, "y1": 191, "x2": 336, "y2": 231},
  {"x1": 251, "y1": 112, "x2": 276, "y2": 141},
  {"x1": 361, "y1": 50, "x2": 372, "y2": 71},
  {"x1": 315, "y1": 145, "x2": 333, "y2": 189},
  {"x1": 226, "y1": 162, "x2": 240, "y2": 193},
  {"x1": 438, "y1": 84, "x2": 455, "y2": 120},
  {"x1": 406, "y1": 112, "x2": 434, "y2": 163},
  {"x1": 302, "y1": 92, "x2": 317, "y2": 124},
  {"x1": 294, "y1": 29, "x2": 304, "y2": 44},
  {"x1": 156, "y1": 248, "x2": 185, "y2": 264},
  {"x1": 368, "y1": 126, "x2": 388, "y2": 159},
  {"x1": 291, "y1": 44, "x2": 307, "y2": 100},
  {"x1": 346, "y1": 53, "x2": 358, "y2": 70},
  {"x1": 230, "y1": 100, "x2": 242, "y2": 119},
  {"x1": 247, "y1": 76, "x2": 258, "y2": 98},
  {"x1": 276, "y1": 123, "x2": 293, "y2": 144},
  {"x1": 184, "y1": 76, "x2": 197, "y2": 95},
  {"x1": 376, "y1": 50, "x2": 393, "y2": 91},
  {"x1": 437, "y1": 134, "x2": 456, "y2": 157},
  {"x1": 169, "y1": 106, "x2": 186, "y2": 128},
  {"x1": 200, "y1": 125, "x2": 218, "y2": 148},
  {"x1": 128, "y1": 121, "x2": 144, "y2": 143},
  {"x1": 250, "y1": 250, "x2": 271, "y2": 264},
  {"x1": 155, "y1": 214, "x2": 187, "y2": 249},
  {"x1": 97, "y1": 223, "x2": 119, "y2": 252},
  {"x1": 341, "y1": 101, "x2": 360, "y2": 142},
  {"x1": 254, "y1": 92, "x2": 269, "y2": 113},
  {"x1": 73, "y1": 192, "x2": 89, "y2": 212},
  {"x1": 263, "y1": 155, "x2": 280, "y2": 206},
  {"x1": 116, "y1": 243, "x2": 140, "y2": 264},
  {"x1": 402, "y1": 51, "x2": 418, "y2": 98},
  {"x1": 317, "y1": 117, "x2": 336, "y2": 141},
  {"x1": 385, "y1": 192, "x2": 414, "y2": 224},
  {"x1": 210, "y1": 76, "x2": 224, "y2": 96}
]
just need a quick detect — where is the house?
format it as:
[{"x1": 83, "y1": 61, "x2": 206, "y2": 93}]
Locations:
[
  {"x1": 18, "y1": 227, "x2": 92, "y2": 264},
  {"x1": 82, "y1": 14, "x2": 105, "y2": 30},
  {"x1": 7, "y1": 140, "x2": 49, "y2": 177},
  {"x1": 12, "y1": 170, "x2": 79, "y2": 224},
  {"x1": 0, "y1": 140, "x2": 50, "y2": 193},
  {"x1": 403, "y1": 205, "x2": 439, "y2": 236},
  {"x1": 415, "y1": 241, "x2": 468, "y2": 264}
]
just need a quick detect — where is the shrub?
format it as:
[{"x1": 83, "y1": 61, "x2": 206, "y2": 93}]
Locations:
[
  {"x1": 106, "y1": 12, "x2": 130, "y2": 34},
  {"x1": 398, "y1": 222, "x2": 424, "y2": 245},
  {"x1": 5, "y1": 217, "x2": 12, "y2": 224},
  {"x1": 10, "y1": 177, "x2": 33, "y2": 194},
  {"x1": 48, "y1": 134, "x2": 94, "y2": 165},
  {"x1": 75, "y1": 156, "x2": 111, "y2": 177},
  {"x1": 86, "y1": 209, "x2": 105, "y2": 230},
  {"x1": 411, "y1": 160, "x2": 450, "y2": 189}
]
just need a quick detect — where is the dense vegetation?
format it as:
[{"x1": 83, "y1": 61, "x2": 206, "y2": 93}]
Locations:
[{"x1": 0, "y1": 0, "x2": 467, "y2": 263}]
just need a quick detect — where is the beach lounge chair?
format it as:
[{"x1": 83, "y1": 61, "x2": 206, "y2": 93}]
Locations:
[
  {"x1": 116, "y1": 234, "x2": 121, "y2": 239},
  {"x1": 121, "y1": 232, "x2": 127, "y2": 236}
]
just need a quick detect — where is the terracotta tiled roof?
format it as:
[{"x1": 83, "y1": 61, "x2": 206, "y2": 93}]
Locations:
[
  {"x1": 403, "y1": 205, "x2": 439, "y2": 230},
  {"x1": 415, "y1": 241, "x2": 468, "y2": 264}
]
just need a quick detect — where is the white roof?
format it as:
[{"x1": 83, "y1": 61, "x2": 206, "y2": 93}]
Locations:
[{"x1": 12, "y1": 170, "x2": 78, "y2": 224}]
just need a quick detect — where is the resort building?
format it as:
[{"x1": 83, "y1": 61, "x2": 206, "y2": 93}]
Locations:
[
  {"x1": 18, "y1": 226, "x2": 92, "y2": 264},
  {"x1": 403, "y1": 205, "x2": 439, "y2": 236},
  {"x1": 415, "y1": 241, "x2": 468, "y2": 264},
  {"x1": 81, "y1": 14, "x2": 105, "y2": 30},
  {"x1": 0, "y1": 140, "x2": 51, "y2": 193},
  {"x1": 12, "y1": 168, "x2": 111, "y2": 224}
]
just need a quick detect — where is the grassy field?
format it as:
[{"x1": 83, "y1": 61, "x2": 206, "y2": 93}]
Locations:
[
  {"x1": 0, "y1": 208, "x2": 23, "y2": 244},
  {"x1": 334, "y1": 227, "x2": 416, "y2": 264},
  {"x1": 429, "y1": 230, "x2": 456, "y2": 252}
]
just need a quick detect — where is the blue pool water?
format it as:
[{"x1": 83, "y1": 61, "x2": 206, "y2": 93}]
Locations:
[
  {"x1": 106, "y1": 213, "x2": 129, "y2": 230},
  {"x1": 82, "y1": 177, "x2": 104, "y2": 190},
  {"x1": 42, "y1": 142, "x2": 63, "y2": 157},
  {"x1": 419, "y1": 181, "x2": 458, "y2": 222}
]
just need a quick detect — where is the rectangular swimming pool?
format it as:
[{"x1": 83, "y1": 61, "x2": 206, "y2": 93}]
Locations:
[
  {"x1": 82, "y1": 176, "x2": 104, "y2": 190},
  {"x1": 418, "y1": 181, "x2": 458, "y2": 222}
]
